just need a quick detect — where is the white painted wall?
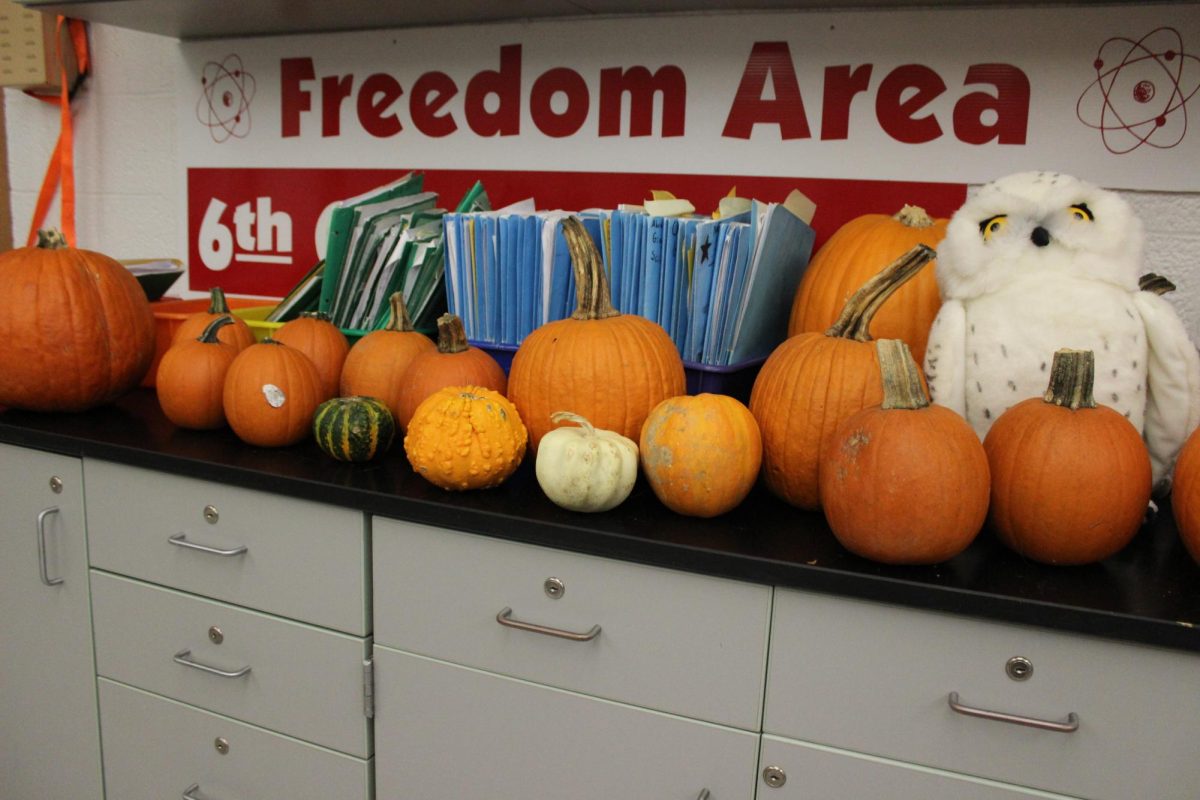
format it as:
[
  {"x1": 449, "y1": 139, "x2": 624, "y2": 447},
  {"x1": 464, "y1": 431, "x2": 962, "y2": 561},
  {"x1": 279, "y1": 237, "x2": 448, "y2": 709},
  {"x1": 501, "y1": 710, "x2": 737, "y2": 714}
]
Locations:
[{"x1": 6, "y1": 22, "x2": 1200, "y2": 336}]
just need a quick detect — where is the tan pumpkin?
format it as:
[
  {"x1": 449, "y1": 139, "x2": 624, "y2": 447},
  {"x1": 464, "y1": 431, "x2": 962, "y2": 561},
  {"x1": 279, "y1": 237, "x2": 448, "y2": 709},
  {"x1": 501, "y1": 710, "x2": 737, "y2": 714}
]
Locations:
[
  {"x1": 171, "y1": 286, "x2": 256, "y2": 352},
  {"x1": 222, "y1": 338, "x2": 324, "y2": 447},
  {"x1": 0, "y1": 230, "x2": 156, "y2": 412},
  {"x1": 639, "y1": 393, "x2": 762, "y2": 518},
  {"x1": 751, "y1": 244, "x2": 935, "y2": 510},
  {"x1": 1171, "y1": 427, "x2": 1200, "y2": 566},
  {"x1": 508, "y1": 217, "x2": 686, "y2": 450},
  {"x1": 395, "y1": 313, "x2": 507, "y2": 430},
  {"x1": 273, "y1": 311, "x2": 349, "y2": 400},
  {"x1": 339, "y1": 291, "x2": 435, "y2": 421},
  {"x1": 404, "y1": 385, "x2": 528, "y2": 491},
  {"x1": 984, "y1": 349, "x2": 1152, "y2": 565},
  {"x1": 788, "y1": 205, "x2": 947, "y2": 364},
  {"x1": 156, "y1": 316, "x2": 239, "y2": 430},
  {"x1": 820, "y1": 339, "x2": 990, "y2": 565}
]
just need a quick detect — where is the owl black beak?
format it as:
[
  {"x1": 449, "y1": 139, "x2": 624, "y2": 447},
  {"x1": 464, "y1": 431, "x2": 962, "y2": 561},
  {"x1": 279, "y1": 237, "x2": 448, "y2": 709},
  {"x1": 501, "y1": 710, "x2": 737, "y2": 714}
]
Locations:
[{"x1": 1031, "y1": 226, "x2": 1051, "y2": 247}]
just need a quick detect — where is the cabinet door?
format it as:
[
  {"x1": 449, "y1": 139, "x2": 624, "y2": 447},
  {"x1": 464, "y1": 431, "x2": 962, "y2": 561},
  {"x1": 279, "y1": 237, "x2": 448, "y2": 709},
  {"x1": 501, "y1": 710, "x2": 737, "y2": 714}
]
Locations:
[
  {"x1": 758, "y1": 735, "x2": 1082, "y2": 799},
  {"x1": 0, "y1": 444, "x2": 103, "y2": 799},
  {"x1": 374, "y1": 646, "x2": 760, "y2": 800}
]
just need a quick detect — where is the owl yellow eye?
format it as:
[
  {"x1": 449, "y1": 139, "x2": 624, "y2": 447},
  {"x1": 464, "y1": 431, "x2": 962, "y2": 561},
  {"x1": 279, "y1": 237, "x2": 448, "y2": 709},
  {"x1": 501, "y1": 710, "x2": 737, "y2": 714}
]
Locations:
[
  {"x1": 979, "y1": 215, "x2": 1008, "y2": 241},
  {"x1": 1069, "y1": 203, "x2": 1094, "y2": 222}
]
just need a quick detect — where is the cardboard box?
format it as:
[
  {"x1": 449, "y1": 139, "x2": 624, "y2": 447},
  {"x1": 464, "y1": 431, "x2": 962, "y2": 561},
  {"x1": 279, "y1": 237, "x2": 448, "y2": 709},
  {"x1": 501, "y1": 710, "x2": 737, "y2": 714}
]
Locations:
[{"x1": 0, "y1": 1, "x2": 80, "y2": 93}]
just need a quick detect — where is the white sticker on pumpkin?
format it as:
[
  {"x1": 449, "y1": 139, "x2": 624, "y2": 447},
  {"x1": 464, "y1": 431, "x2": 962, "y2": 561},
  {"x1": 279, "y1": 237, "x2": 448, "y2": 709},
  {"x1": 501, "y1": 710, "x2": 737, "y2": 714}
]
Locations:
[{"x1": 262, "y1": 384, "x2": 286, "y2": 408}]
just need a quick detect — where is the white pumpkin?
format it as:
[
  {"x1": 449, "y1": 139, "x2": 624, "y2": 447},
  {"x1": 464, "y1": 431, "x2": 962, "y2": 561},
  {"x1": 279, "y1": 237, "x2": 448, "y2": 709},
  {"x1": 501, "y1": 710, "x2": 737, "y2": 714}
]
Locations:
[{"x1": 535, "y1": 411, "x2": 639, "y2": 513}]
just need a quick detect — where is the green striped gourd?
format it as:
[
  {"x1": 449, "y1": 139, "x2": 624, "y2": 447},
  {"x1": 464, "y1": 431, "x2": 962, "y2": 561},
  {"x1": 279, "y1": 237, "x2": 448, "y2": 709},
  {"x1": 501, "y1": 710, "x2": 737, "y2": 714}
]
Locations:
[{"x1": 312, "y1": 396, "x2": 396, "y2": 462}]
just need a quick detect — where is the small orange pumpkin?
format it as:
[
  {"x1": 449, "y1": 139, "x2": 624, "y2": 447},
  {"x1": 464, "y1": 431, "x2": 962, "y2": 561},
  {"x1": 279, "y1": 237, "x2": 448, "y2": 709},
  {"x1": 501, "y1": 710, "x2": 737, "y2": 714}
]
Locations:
[
  {"x1": 788, "y1": 205, "x2": 947, "y2": 364},
  {"x1": 751, "y1": 244, "x2": 935, "y2": 510},
  {"x1": 156, "y1": 316, "x2": 239, "y2": 430},
  {"x1": 639, "y1": 393, "x2": 762, "y2": 518},
  {"x1": 171, "y1": 286, "x2": 256, "y2": 352},
  {"x1": 820, "y1": 339, "x2": 990, "y2": 565},
  {"x1": 340, "y1": 292, "x2": 436, "y2": 421},
  {"x1": 273, "y1": 311, "x2": 349, "y2": 401},
  {"x1": 1171, "y1": 427, "x2": 1200, "y2": 566},
  {"x1": 222, "y1": 338, "x2": 324, "y2": 447},
  {"x1": 984, "y1": 349, "x2": 1152, "y2": 565},
  {"x1": 0, "y1": 230, "x2": 156, "y2": 412},
  {"x1": 395, "y1": 313, "x2": 507, "y2": 430},
  {"x1": 508, "y1": 217, "x2": 686, "y2": 450},
  {"x1": 404, "y1": 385, "x2": 528, "y2": 491}
]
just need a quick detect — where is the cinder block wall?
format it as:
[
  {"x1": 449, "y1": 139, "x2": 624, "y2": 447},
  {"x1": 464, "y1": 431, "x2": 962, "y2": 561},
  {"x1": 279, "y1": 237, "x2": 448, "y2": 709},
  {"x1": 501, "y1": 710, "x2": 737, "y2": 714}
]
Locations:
[{"x1": 6, "y1": 23, "x2": 1200, "y2": 339}]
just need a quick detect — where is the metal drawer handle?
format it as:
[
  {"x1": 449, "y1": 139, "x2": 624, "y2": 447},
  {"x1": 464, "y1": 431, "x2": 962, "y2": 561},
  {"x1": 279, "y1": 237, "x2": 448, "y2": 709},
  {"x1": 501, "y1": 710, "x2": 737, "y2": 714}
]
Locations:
[
  {"x1": 173, "y1": 648, "x2": 252, "y2": 679},
  {"x1": 948, "y1": 692, "x2": 1079, "y2": 733},
  {"x1": 496, "y1": 607, "x2": 601, "y2": 641},
  {"x1": 182, "y1": 784, "x2": 211, "y2": 800},
  {"x1": 36, "y1": 507, "x2": 64, "y2": 586},
  {"x1": 169, "y1": 533, "x2": 248, "y2": 557}
]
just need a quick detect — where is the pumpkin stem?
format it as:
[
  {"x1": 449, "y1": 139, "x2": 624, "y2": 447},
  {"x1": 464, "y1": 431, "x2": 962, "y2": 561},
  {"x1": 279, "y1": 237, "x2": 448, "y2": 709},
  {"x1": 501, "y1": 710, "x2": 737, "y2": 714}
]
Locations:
[
  {"x1": 1044, "y1": 349, "x2": 1097, "y2": 410},
  {"x1": 877, "y1": 339, "x2": 930, "y2": 410},
  {"x1": 563, "y1": 217, "x2": 620, "y2": 321},
  {"x1": 826, "y1": 244, "x2": 936, "y2": 342},
  {"x1": 383, "y1": 292, "x2": 417, "y2": 332},
  {"x1": 36, "y1": 229, "x2": 69, "y2": 249},
  {"x1": 550, "y1": 410, "x2": 597, "y2": 436},
  {"x1": 892, "y1": 205, "x2": 935, "y2": 228},
  {"x1": 198, "y1": 315, "x2": 235, "y2": 343},
  {"x1": 435, "y1": 313, "x2": 471, "y2": 354},
  {"x1": 208, "y1": 286, "x2": 232, "y2": 314},
  {"x1": 1138, "y1": 272, "x2": 1176, "y2": 296}
]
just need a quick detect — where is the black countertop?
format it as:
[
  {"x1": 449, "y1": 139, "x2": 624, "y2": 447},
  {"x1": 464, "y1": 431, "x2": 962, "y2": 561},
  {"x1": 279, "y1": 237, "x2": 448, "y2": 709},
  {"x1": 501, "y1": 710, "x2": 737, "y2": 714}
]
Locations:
[{"x1": 2, "y1": 388, "x2": 1198, "y2": 654}]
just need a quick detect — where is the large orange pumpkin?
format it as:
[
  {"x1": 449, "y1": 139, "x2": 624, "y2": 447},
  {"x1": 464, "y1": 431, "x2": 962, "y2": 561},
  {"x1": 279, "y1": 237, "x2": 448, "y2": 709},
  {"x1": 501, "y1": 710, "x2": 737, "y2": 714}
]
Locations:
[
  {"x1": 984, "y1": 349, "x2": 1152, "y2": 565},
  {"x1": 395, "y1": 313, "x2": 507, "y2": 430},
  {"x1": 508, "y1": 217, "x2": 686, "y2": 450},
  {"x1": 0, "y1": 230, "x2": 155, "y2": 412},
  {"x1": 340, "y1": 291, "x2": 435, "y2": 421},
  {"x1": 751, "y1": 244, "x2": 935, "y2": 510},
  {"x1": 156, "y1": 315, "x2": 239, "y2": 430},
  {"x1": 1171, "y1": 427, "x2": 1200, "y2": 566},
  {"x1": 788, "y1": 205, "x2": 947, "y2": 364},
  {"x1": 171, "y1": 286, "x2": 256, "y2": 352},
  {"x1": 222, "y1": 338, "x2": 324, "y2": 447},
  {"x1": 640, "y1": 393, "x2": 762, "y2": 518},
  {"x1": 273, "y1": 311, "x2": 349, "y2": 401},
  {"x1": 820, "y1": 339, "x2": 990, "y2": 565}
]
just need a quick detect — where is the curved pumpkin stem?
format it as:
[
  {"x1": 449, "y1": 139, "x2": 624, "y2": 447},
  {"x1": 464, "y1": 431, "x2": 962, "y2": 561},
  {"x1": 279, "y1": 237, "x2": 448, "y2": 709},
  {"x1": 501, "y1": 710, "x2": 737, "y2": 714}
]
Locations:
[
  {"x1": 382, "y1": 292, "x2": 417, "y2": 332},
  {"x1": 892, "y1": 205, "x2": 935, "y2": 228},
  {"x1": 1044, "y1": 349, "x2": 1097, "y2": 410},
  {"x1": 550, "y1": 410, "x2": 597, "y2": 436},
  {"x1": 877, "y1": 339, "x2": 930, "y2": 410},
  {"x1": 208, "y1": 286, "x2": 233, "y2": 315},
  {"x1": 435, "y1": 313, "x2": 471, "y2": 354},
  {"x1": 563, "y1": 217, "x2": 619, "y2": 321},
  {"x1": 36, "y1": 229, "x2": 69, "y2": 249},
  {"x1": 198, "y1": 315, "x2": 235, "y2": 343},
  {"x1": 826, "y1": 244, "x2": 936, "y2": 342}
]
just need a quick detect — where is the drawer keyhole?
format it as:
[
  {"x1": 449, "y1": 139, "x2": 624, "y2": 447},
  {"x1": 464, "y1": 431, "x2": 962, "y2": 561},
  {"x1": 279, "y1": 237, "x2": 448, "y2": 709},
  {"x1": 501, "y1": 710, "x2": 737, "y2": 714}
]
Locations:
[
  {"x1": 544, "y1": 577, "x2": 565, "y2": 599},
  {"x1": 762, "y1": 765, "x2": 787, "y2": 788},
  {"x1": 1006, "y1": 656, "x2": 1033, "y2": 681},
  {"x1": 209, "y1": 626, "x2": 224, "y2": 645},
  {"x1": 214, "y1": 737, "x2": 229, "y2": 755},
  {"x1": 203, "y1": 505, "x2": 219, "y2": 524},
  {"x1": 49, "y1": 476, "x2": 63, "y2": 494}
]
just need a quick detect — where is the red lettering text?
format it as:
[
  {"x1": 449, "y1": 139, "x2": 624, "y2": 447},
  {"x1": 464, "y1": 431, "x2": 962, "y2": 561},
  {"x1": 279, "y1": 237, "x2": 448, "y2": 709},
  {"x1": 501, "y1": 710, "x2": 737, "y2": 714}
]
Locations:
[
  {"x1": 466, "y1": 44, "x2": 522, "y2": 137},
  {"x1": 953, "y1": 64, "x2": 1030, "y2": 145},
  {"x1": 598, "y1": 65, "x2": 686, "y2": 137},
  {"x1": 722, "y1": 42, "x2": 810, "y2": 140},
  {"x1": 876, "y1": 64, "x2": 946, "y2": 144}
]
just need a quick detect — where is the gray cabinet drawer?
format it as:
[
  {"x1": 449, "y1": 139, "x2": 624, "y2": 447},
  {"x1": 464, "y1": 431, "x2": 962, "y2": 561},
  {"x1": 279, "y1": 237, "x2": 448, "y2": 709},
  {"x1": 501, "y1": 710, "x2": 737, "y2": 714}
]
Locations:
[
  {"x1": 91, "y1": 571, "x2": 371, "y2": 758},
  {"x1": 84, "y1": 459, "x2": 368, "y2": 635}
]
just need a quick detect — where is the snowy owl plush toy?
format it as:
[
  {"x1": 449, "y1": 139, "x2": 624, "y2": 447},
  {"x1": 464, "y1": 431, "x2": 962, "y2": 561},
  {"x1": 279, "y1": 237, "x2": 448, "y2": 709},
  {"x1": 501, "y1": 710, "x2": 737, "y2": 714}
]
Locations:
[{"x1": 924, "y1": 170, "x2": 1200, "y2": 493}]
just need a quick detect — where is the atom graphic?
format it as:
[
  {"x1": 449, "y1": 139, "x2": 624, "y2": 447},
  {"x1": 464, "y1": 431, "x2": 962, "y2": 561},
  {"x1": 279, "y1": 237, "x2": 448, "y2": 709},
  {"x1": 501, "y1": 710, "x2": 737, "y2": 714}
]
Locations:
[
  {"x1": 1077, "y1": 27, "x2": 1200, "y2": 154},
  {"x1": 197, "y1": 55, "x2": 256, "y2": 143}
]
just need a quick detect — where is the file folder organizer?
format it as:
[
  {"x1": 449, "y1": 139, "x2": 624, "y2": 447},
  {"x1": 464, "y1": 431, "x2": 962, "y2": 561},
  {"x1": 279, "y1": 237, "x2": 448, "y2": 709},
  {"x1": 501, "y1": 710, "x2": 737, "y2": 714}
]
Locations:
[{"x1": 444, "y1": 199, "x2": 814, "y2": 372}]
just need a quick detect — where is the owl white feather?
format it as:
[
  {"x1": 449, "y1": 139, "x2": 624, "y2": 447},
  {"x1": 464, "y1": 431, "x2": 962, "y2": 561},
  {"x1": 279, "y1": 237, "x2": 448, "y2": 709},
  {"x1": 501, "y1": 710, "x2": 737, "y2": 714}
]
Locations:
[{"x1": 924, "y1": 170, "x2": 1200, "y2": 492}]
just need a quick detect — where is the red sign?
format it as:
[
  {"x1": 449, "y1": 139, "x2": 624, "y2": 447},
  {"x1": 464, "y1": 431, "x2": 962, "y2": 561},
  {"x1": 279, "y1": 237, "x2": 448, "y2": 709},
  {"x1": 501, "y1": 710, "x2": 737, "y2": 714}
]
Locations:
[{"x1": 187, "y1": 167, "x2": 966, "y2": 297}]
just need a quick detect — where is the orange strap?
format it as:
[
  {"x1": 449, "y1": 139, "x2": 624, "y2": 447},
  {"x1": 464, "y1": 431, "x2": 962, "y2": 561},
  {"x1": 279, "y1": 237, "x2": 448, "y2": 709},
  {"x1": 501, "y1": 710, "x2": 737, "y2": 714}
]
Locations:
[{"x1": 25, "y1": 18, "x2": 90, "y2": 247}]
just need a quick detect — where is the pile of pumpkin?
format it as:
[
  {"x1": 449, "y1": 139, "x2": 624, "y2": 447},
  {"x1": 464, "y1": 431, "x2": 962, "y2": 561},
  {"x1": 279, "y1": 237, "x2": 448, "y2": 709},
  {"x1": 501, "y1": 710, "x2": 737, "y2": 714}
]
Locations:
[{"x1": 3, "y1": 223, "x2": 1200, "y2": 572}]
